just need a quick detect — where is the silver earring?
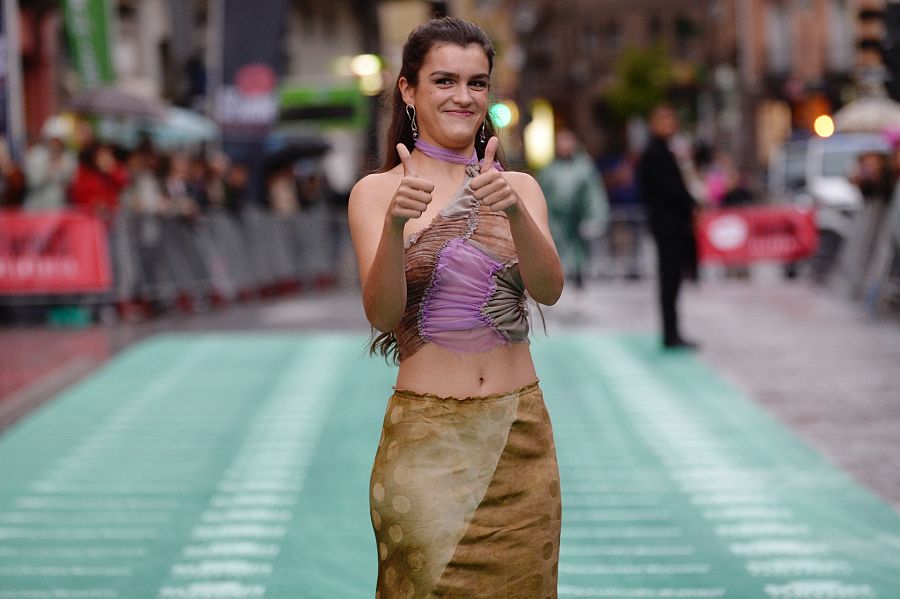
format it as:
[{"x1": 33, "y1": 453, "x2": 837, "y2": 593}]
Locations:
[
  {"x1": 406, "y1": 105, "x2": 418, "y2": 140},
  {"x1": 480, "y1": 122, "x2": 486, "y2": 143}
]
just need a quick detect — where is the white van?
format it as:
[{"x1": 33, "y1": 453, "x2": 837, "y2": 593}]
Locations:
[{"x1": 768, "y1": 132, "x2": 892, "y2": 278}]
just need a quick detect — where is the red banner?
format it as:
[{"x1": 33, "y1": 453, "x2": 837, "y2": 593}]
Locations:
[
  {"x1": 696, "y1": 206, "x2": 818, "y2": 265},
  {"x1": 0, "y1": 211, "x2": 112, "y2": 294}
]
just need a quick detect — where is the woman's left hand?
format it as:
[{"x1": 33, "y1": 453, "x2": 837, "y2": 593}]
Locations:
[{"x1": 470, "y1": 137, "x2": 521, "y2": 215}]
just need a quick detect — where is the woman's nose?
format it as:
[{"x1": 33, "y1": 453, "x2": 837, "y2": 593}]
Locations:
[{"x1": 452, "y1": 84, "x2": 473, "y2": 104}]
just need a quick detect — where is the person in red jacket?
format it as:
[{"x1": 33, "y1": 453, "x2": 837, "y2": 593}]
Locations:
[{"x1": 69, "y1": 142, "x2": 129, "y2": 220}]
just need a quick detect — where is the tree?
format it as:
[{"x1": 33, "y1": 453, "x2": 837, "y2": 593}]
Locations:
[{"x1": 603, "y1": 43, "x2": 673, "y2": 121}]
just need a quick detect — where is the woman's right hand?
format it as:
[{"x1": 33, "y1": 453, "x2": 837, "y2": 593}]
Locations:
[{"x1": 387, "y1": 143, "x2": 433, "y2": 228}]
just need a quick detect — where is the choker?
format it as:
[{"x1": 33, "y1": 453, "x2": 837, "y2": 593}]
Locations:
[{"x1": 414, "y1": 139, "x2": 503, "y2": 171}]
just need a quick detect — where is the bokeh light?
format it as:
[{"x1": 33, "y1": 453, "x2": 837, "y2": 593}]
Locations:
[
  {"x1": 814, "y1": 114, "x2": 835, "y2": 138},
  {"x1": 489, "y1": 102, "x2": 513, "y2": 129},
  {"x1": 524, "y1": 99, "x2": 554, "y2": 169}
]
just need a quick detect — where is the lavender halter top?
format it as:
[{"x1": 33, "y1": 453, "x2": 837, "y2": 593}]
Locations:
[{"x1": 391, "y1": 150, "x2": 530, "y2": 361}]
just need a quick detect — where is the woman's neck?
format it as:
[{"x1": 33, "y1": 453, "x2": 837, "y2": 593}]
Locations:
[{"x1": 415, "y1": 137, "x2": 477, "y2": 163}]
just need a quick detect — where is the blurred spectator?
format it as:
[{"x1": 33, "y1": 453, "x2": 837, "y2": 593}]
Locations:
[
  {"x1": 123, "y1": 146, "x2": 168, "y2": 217},
  {"x1": 602, "y1": 153, "x2": 644, "y2": 279},
  {"x1": 159, "y1": 152, "x2": 200, "y2": 219},
  {"x1": 695, "y1": 145, "x2": 730, "y2": 207},
  {"x1": 186, "y1": 154, "x2": 211, "y2": 211},
  {"x1": 538, "y1": 128, "x2": 609, "y2": 289},
  {"x1": 295, "y1": 159, "x2": 341, "y2": 287},
  {"x1": 23, "y1": 123, "x2": 76, "y2": 211},
  {"x1": 205, "y1": 152, "x2": 230, "y2": 212},
  {"x1": 69, "y1": 143, "x2": 129, "y2": 220},
  {"x1": 844, "y1": 152, "x2": 896, "y2": 297},
  {"x1": 158, "y1": 152, "x2": 209, "y2": 307},
  {"x1": 223, "y1": 163, "x2": 250, "y2": 216},
  {"x1": 267, "y1": 165, "x2": 300, "y2": 216},
  {"x1": 852, "y1": 152, "x2": 893, "y2": 204},
  {"x1": 636, "y1": 104, "x2": 700, "y2": 350},
  {"x1": 121, "y1": 146, "x2": 170, "y2": 306},
  {"x1": 0, "y1": 138, "x2": 26, "y2": 209},
  {"x1": 296, "y1": 160, "x2": 328, "y2": 211},
  {"x1": 722, "y1": 169, "x2": 756, "y2": 208}
]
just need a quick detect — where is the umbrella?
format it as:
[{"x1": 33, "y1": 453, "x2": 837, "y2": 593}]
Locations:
[
  {"x1": 95, "y1": 107, "x2": 219, "y2": 149},
  {"x1": 67, "y1": 86, "x2": 168, "y2": 121},
  {"x1": 833, "y1": 95, "x2": 900, "y2": 133},
  {"x1": 263, "y1": 137, "x2": 331, "y2": 172},
  {"x1": 149, "y1": 107, "x2": 219, "y2": 148}
]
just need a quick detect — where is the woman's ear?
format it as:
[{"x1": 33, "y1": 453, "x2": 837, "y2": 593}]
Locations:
[{"x1": 398, "y1": 77, "x2": 415, "y2": 106}]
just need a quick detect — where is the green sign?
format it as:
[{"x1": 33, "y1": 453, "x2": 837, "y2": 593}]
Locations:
[
  {"x1": 63, "y1": 0, "x2": 115, "y2": 88},
  {"x1": 279, "y1": 87, "x2": 368, "y2": 130}
]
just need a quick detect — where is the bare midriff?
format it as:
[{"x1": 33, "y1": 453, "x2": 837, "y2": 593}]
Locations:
[{"x1": 394, "y1": 341, "x2": 538, "y2": 399}]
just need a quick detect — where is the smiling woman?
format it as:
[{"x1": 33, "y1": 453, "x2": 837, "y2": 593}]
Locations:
[{"x1": 348, "y1": 17, "x2": 564, "y2": 598}]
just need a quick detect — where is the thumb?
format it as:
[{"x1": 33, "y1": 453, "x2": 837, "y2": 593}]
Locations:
[
  {"x1": 397, "y1": 143, "x2": 416, "y2": 177},
  {"x1": 481, "y1": 136, "x2": 499, "y2": 171}
]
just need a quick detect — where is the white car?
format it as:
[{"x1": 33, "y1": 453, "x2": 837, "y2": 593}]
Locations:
[
  {"x1": 805, "y1": 132, "x2": 891, "y2": 234},
  {"x1": 768, "y1": 132, "x2": 892, "y2": 279}
]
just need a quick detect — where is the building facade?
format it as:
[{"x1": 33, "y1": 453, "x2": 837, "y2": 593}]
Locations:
[{"x1": 506, "y1": 0, "x2": 865, "y2": 176}]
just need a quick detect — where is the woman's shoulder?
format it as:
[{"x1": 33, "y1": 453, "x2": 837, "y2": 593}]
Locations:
[
  {"x1": 348, "y1": 168, "x2": 403, "y2": 219},
  {"x1": 502, "y1": 170, "x2": 542, "y2": 196},
  {"x1": 353, "y1": 168, "x2": 402, "y2": 192}
]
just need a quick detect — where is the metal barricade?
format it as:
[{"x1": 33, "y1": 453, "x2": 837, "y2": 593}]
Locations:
[
  {"x1": 591, "y1": 206, "x2": 647, "y2": 279},
  {"x1": 89, "y1": 206, "x2": 344, "y2": 315}
]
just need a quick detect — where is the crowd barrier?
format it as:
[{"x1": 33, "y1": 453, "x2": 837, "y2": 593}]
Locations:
[
  {"x1": 2, "y1": 197, "x2": 897, "y2": 319},
  {"x1": 588, "y1": 201, "x2": 898, "y2": 314},
  {"x1": 695, "y1": 205, "x2": 818, "y2": 265},
  {"x1": 0, "y1": 204, "x2": 346, "y2": 318},
  {"x1": 836, "y1": 198, "x2": 900, "y2": 314},
  {"x1": 592, "y1": 206, "x2": 647, "y2": 279}
]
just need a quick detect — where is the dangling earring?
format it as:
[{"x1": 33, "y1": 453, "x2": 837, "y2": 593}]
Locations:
[
  {"x1": 406, "y1": 105, "x2": 418, "y2": 141},
  {"x1": 480, "y1": 122, "x2": 487, "y2": 143}
]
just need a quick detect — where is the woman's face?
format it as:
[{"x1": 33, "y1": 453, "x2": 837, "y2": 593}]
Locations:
[{"x1": 400, "y1": 43, "x2": 490, "y2": 150}]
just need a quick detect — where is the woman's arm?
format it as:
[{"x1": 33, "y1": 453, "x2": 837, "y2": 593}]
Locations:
[
  {"x1": 470, "y1": 138, "x2": 564, "y2": 305},
  {"x1": 348, "y1": 145, "x2": 434, "y2": 331}
]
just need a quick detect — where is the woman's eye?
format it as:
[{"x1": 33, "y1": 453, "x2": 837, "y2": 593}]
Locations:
[
  {"x1": 435, "y1": 78, "x2": 454, "y2": 86},
  {"x1": 469, "y1": 80, "x2": 488, "y2": 89}
]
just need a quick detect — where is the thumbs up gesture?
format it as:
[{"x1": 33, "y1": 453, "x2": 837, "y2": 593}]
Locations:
[
  {"x1": 470, "y1": 137, "x2": 520, "y2": 214},
  {"x1": 388, "y1": 143, "x2": 435, "y2": 226}
]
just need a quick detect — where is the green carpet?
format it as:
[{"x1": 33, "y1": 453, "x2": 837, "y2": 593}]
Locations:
[{"x1": 0, "y1": 333, "x2": 898, "y2": 598}]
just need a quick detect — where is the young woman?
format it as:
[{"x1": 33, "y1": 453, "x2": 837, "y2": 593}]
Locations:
[{"x1": 348, "y1": 17, "x2": 564, "y2": 597}]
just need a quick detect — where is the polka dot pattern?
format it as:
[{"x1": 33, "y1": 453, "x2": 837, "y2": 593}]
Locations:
[
  {"x1": 372, "y1": 482, "x2": 385, "y2": 503},
  {"x1": 392, "y1": 495, "x2": 411, "y2": 514},
  {"x1": 389, "y1": 524, "x2": 403, "y2": 543},
  {"x1": 371, "y1": 508, "x2": 382, "y2": 530},
  {"x1": 370, "y1": 383, "x2": 560, "y2": 597}
]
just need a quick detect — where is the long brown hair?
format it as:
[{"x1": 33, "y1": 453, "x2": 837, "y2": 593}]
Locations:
[
  {"x1": 371, "y1": 17, "x2": 504, "y2": 362},
  {"x1": 379, "y1": 16, "x2": 503, "y2": 173}
]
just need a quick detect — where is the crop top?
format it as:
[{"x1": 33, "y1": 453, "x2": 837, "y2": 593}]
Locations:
[{"x1": 389, "y1": 164, "x2": 530, "y2": 361}]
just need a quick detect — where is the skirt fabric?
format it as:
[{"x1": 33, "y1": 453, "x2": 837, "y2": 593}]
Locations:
[{"x1": 370, "y1": 381, "x2": 561, "y2": 598}]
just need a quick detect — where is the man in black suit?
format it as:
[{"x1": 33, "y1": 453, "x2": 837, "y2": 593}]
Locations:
[{"x1": 636, "y1": 105, "x2": 700, "y2": 350}]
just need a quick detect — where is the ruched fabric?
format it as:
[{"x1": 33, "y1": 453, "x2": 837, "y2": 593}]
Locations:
[
  {"x1": 420, "y1": 238, "x2": 508, "y2": 353},
  {"x1": 393, "y1": 170, "x2": 531, "y2": 361}
]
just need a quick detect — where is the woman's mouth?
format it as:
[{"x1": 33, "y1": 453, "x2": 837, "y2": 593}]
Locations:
[{"x1": 445, "y1": 110, "x2": 475, "y2": 118}]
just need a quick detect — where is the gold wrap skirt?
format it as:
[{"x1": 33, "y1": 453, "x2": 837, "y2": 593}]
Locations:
[{"x1": 370, "y1": 381, "x2": 561, "y2": 598}]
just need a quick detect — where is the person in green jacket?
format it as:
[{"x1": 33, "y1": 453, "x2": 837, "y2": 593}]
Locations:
[{"x1": 538, "y1": 129, "x2": 608, "y2": 288}]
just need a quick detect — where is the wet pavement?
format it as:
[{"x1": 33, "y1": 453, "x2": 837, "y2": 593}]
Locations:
[{"x1": 2, "y1": 264, "x2": 899, "y2": 511}]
